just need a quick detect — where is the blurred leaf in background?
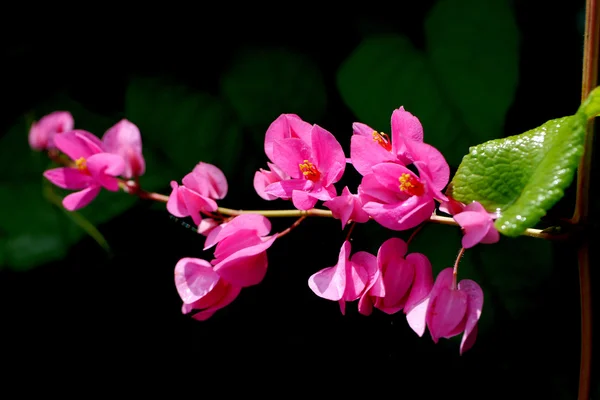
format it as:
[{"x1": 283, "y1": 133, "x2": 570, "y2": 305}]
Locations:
[
  {"x1": 220, "y1": 47, "x2": 327, "y2": 147},
  {"x1": 0, "y1": 76, "x2": 247, "y2": 271},
  {"x1": 125, "y1": 76, "x2": 243, "y2": 178},
  {"x1": 337, "y1": 0, "x2": 519, "y2": 167}
]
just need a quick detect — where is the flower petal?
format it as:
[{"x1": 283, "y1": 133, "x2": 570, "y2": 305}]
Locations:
[
  {"x1": 204, "y1": 214, "x2": 271, "y2": 250},
  {"x1": 426, "y1": 268, "x2": 467, "y2": 343},
  {"x1": 212, "y1": 235, "x2": 277, "y2": 287},
  {"x1": 166, "y1": 181, "x2": 187, "y2": 218},
  {"x1": 404, "y1": 141, "x2": 450, "y2": 193},
  {"x1": 404, "y1": 253, "x2": 434, "y2": 314},
  {"x1": 310, "y1": 124, "x2": 346, "y2": 186},
  {"x1": 350, "y1": 135, "x2": 397, "y2": 176},
  {"x1": 174, "y1": 257, "x2": 220, "y2": 304},
  {"x1": 376, "y1": 258, "x2": 414, "y2": 314},
  {"x1": 406, "y1": 296, "x2": 430, "y2": 337},
  {"x1": 102, "y1": 119, "x2": 145, "y2": 179},
  {"x1": 86, "y1": 153, "x2": 126, "y2": 191},
  {"x1": 43, "y1": 167, "x2": 93, "y2": 190},
  {"x1": 54, "y1": 130, "x2": 103, "y2": 160},
  {"x1": 344, "y1": 251, "x2": 373, "y2": 301},
  {"x1": 28, "y1": 111, "x2": 74, "y2": 150},
  {"x1": 291, "y1": 189, "x2": 319, "y2": 210},
  {"x1": 272, "y1": 138, "x2": 312, "y2": 179},
  {"x1": 453, "y1": 211, "x2": 491, "y2": 249},
  {"x1": 62, "y1": 186, "x2": 101, "y2": 211},
  {"x1": 264, "y1": 114, "x2": 312, "y2": 162},
  {"x1": 183, "y1": 162, "x2": 228, "y2": 199},
  {"x1": 264, "y1": 179, "x2": 312, "y2": 200},
  {"x1": 192, "y1": 284, "x2": 242, "y2": 321},
  {"x1": 352, "y1": 122, "x2": 375, "y2": 137},
  {"x1": 308, "y1": 241, "x2": 350, "y2": 301},
  {"x1": 458, "y1": 279, "x2": 484, "y2": 355},
  {"x1": 180, "y1": 187, "x2": 218, "y2": 226},
  {"x1": 391, "y1": 106, "x2": 424, "y2": 148},
  {"x1": 364, "y1": 195, "x2": 435, "y2": 231}
]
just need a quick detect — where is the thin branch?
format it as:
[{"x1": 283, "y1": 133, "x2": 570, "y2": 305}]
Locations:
[{"x1": 575, "y1": 0, "x2": 598, "y2": 398}]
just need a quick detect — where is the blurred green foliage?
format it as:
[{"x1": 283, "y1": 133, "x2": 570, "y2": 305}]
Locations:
[{"x1": 337, "y1": 0, "x2": 519, "y2": 167}]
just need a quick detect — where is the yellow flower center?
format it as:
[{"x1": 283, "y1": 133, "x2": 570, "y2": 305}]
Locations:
[
  {"x1": 75, "y1": 157, "x2": 89, "y2": 173},
  {"x1": 398, "y1": 173, "x2": 424, "y2": 196},
  {"x1": 299, "y1": 160, "x2": 321, "y2": 182}
]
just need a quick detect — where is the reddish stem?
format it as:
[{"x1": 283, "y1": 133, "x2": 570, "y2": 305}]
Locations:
[
  {"x1": 575, "y1": 0, "x2": 598, "y2": 398},
  {"x1": 452, "y1": 247, "x2": 466, "y2": 290},
  {"x1": 277, "y1": 216, "x2": 307, "y2": 239}
]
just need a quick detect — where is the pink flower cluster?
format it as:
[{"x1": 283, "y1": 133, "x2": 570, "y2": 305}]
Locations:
[
  {"x1": 175, "y1": 214, "x2": 276, "y2": 320},
  {"x1": 34, "y1": 112, "x2": 146, "y2": 211},
  {"x1": 34, "y1": 105, "x2": 500, "y2": 354}
]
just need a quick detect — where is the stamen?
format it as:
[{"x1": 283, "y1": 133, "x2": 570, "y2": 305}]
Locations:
[
  {"x1": 398, "y1": 173, "x2": 424, "y2": 196},
  {"x1": 75, "y1": 157, "x2": 88, "y2": 173},
  {"x1": 299, "y1": 160, "x2": 321, "y2": 182},
  {"x1": 372, "y1": 131, "x2": 392, "y2": 151}
]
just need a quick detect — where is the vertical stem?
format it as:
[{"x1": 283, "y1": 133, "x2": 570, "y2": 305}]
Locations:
[
  {"x1": 452, "y1": 247, "x2": 466, "y2": 290},
  {"x1": 575, "y1": 1, "x2": 598, "y2": 398},
  {"x1": 573, "y1": 0, "x2": 599, "y2": 225}
]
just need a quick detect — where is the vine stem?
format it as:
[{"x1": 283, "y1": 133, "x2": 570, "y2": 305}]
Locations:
[
  {"x1": 574, "y1": 0, "x2": 598, "y2": 398},
  {"x1": 120, "y1": 182, "x2": 569, "y2": 240}
]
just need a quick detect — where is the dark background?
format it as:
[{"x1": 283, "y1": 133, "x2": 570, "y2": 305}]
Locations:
[{"x1": 0, "y1": 1, "x2": 596, "y2": 397}]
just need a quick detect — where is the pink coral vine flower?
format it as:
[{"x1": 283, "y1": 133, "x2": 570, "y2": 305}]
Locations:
[
  {"x1": 407, "y1": 267, "x2": 484, "y2": 355},
  {"x1": 260, "y1": 114, "x2": 346, "y2": 210},
  {"x1": 353, "y1": 108, "x2": 450, "y2": 231},
  {"x1": 167, "y1": 162, "x2": 228, "y2": 226},
  {"x1": 174, "y1": 214, "x2": 276, "y2": 321},
  {"x1": 308, "y1": 241, "x2": 377, "y2": 315},
  {"x1": 175, "y1": 257, "x2": 242, "y2": 321},
  {"x1": 323, "y1": 186, "x2": 370, "y2": 228},
  {"x1": 206, "y1": 214, "x2": 277, "y2": 287},
  {"x1": 351, "y1": 106, "x2": 424, "y2": 175},
  {"x1": 253, "y1": 162, "x2": 290, "y2": 201},
  {"x1": 43, "y1": 131, "x2": 125, "y2": 211},
  {"x1": 358, "y1": 161, "x2": 445, "y2": 231},
  {"x1": 101, "y1": 119, "x2": 146, "y2": 179},
  {"x1": 358, "y1": 238, "x2": 433, "y2": 318},
  {"x1": 453, "y1": 201, "x2": 500, "y2": 248},
  {"x1": 29, "y1": 111, "x2": 75, "y2": 151}
]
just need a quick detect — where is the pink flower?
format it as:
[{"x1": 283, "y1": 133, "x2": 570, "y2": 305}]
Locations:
[
  {"x1": 43, "y1": 131, "x2": 125, "y2": 211},
  {"x1": 358, "y1": 238, "x2": 433, "y2": 317},
  {"x1": 350, "y1": 106, "x2": 424, "y2": 176},
  {"x1": 323, "y1": 186, "x2": 370, "y2": 228},
  {"x1": 206, "y1": 214, "x2": 277, "y2": 287},
  {"x1": 261, "y1": 115, "x2": 346, "y2": 210},
  {"x1": 408, "y1": 267, "x2": 484, "y2": 355},
  {"x1": 253, "y1": 114, "x2": 310, "y2": 200},
  {"x1": 167, "y1": 162, "x2": 228, "y2": 226},
  {"x1": 357, "y1": 161, "x2": 443, "y2": 231},
  {"x1": 29, "y1": 111, "x2": 74, "y2": 151},
  {"x1": 175, "y1": 257, "x2": 242, "y2": 321},
  {"x1": 453, "y1": 201, "x2": 500, "y2": 248},
  {"x1": 174, "y1": 214, "x2": 276, "y2": 322},
  {"x1": 308, "y1": 241, "x2": 376, "y2": 315},
  {"x1": 101, "y1": 119, "x2": 146, "y2": 179},
  {"x1": 253, "y1": 162, "x2": 290, "y2": 201}
]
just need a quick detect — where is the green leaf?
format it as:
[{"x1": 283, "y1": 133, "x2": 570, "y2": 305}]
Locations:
[
  {"x1": 337, "y1": 0, "x2": 519, "y2": 166},
  {"x1": 448, "y1": 87, "x2": 600, "y2": 236},
  {"x1": 220, "y1": 47, "x2": 327, "y2": 130},
  {"x1": 125, "y1": 76, "x2": 243, "y2": 177}
]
